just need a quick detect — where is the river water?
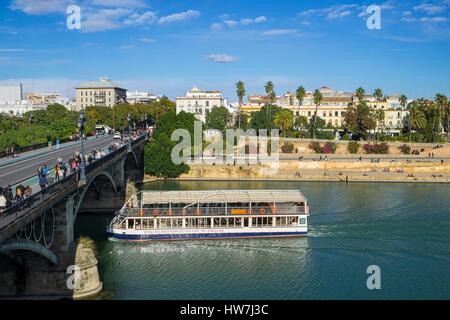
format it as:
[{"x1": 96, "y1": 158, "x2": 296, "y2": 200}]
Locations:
[{"x1": 75, "y1": 180, "x2": 450, "y2": 299}]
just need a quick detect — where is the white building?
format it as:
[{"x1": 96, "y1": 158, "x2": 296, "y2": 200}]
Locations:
[
  {"x1": 0, "y1": 101, "x2": 47, "y2": 116},
  {"x1": 176, "y1": 86, "x2": 229, "y2": 122},
  {"x1": 0, "y1": 84, "x2": 23, "y2": 104},
  {"x1": 126, "y1": 91, "x2": 161, "y2": 105}
]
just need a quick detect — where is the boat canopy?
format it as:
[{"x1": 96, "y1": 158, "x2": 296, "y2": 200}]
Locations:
[{"x1": 141, "y1": 190, "x2": 307, "y2": 206}]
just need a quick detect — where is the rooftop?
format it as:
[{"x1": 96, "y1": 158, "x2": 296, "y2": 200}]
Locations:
[
  {"x1": 141, "y1": 190, "x2": 307, "y2": 205},
  {"x1": 76, "y1": 77, "x2": 125, "y2": 90}
]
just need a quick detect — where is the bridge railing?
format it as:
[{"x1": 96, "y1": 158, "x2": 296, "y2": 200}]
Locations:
[{"x1": 0, "y1": 134, "x2": 147, "y2": 229}]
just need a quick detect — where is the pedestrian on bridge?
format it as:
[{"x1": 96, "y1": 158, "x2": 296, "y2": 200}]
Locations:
[
  {"x1": 15, "y1": 185, "x2": 25, "y2": 202},
  {"x1": 38, "y1": 174, "x2": 48, "y2": 191},
  {"x1": 24, "y1": 185, "x2": 32, "y2": 198},
  {"x1": 0, "y1": 189, "x2": 6, "y2": 214},
  {"x1": 54, "y1": 164, "x2": 60, "y2": 182}
]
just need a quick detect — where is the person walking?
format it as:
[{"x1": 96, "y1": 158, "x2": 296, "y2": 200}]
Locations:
[
  {"x1": 42, "y1": 164, "x2": 49, "y2": 177},
  {"x1": 56, "y1": 138, "x2": 60, "y2": 150}
]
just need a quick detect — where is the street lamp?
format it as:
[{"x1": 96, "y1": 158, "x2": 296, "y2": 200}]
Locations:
[
  {"x1": 77, "y1": 110, "x2": 87, "y2": 186},
  {"x1": 127, "y1": 113, "x2": 132, "y2": 134},
  {"x1": 144, "y1": 113, "x2": 148, "y2": 129},
  {"x1": 29, "y1": 112, "x2": 34, "y2": 124}
]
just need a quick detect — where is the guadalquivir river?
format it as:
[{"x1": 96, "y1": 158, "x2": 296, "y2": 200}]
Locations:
[{"x1": 75, "y1": 181, "x2": 450, "y2": 300}]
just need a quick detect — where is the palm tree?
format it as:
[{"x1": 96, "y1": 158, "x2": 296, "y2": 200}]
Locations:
[
  {"x1": 374, "y1": 88, "x2": 383, "y2": 102},
  {"x1": 295, "y1": 86, "x2": 306, "y2": 118},
  {"x1": 265, "y1": 81, "x2": 276, "y2": 120},
  {"x1": 435, "y1": 93, "x2": 448, "y2": 133},
  {"x1": 312, "y1": 89, "x2": 323, "y2": 139},
  {"x1": 374, "y1": 109, "x2": 385, "y2": 138},
  {"x1": 274, "y1": 110, "x2": 294, "y2": 137},
  {"x1": 236, "y1": 81, "x2": 246, "y2": 129},
  {"x1": 408, "y1": 102, "x2": 426, "y2": 142},
  {"x1": 355, "y1": 87, "x2": 366, "y2": 103},
  {"x1": 399, "y1": 94, "x2": 408, "y2": 109}
]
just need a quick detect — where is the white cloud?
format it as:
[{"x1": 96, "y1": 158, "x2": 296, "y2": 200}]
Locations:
[
  {"x1": 158, "y1": 10, "x2": 200, "y2": 24},
  {"x1": 139, "y1": 37, "x2": 156, "y2": 43},
  {"x1": 261, "y1": 29, "x2": 298, "y2": 36},
  {"x1": 206, "y1": 54, "x2": 238, "y2": 63},
  {"x1": 420, "y1": 16, "x2": 448, "y2": 22},
  {"x1": 0, "y1": 48, "x2": 25, "y2": 52},
  {"x1": 240, "y1": 18, "x2": 253, "y2": 25},
  {"x1": 254, "y1": 16, "x2": 267, "y2": 23},
  {"x1": 91, "y1": 0, "x2": 147, "y2": 8},
  {"x1": 223, "y1": 20, "x2": 238, "y2": 27},
  {"x1": 211, "y1": 22, "x2": 222, "y2": 30},
  {"x1": 299, "y1": 4, "x2": 360, "y2": 20},
  {"x1": 124, "y1": 11, "x2": 157, "y2": 25},
  {"x1": 11, "y1": 0, "x2": 70, "y2": 15},
  {"x1": 413, "y1": 4, "x2": 446, "y2": 15}
]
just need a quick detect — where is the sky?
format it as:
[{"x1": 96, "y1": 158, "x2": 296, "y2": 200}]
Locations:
[{"x1": 0, "y1": 0, "x2": 449, "y2": 101}]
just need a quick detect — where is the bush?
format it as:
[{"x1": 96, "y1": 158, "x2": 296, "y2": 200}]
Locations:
[
  {"x1": 321, "y1": 141, "x2": 337, "y2": 154},
  {"x1": 362, "y1": 143, "x2": 389, "y2": 154},
  {"x1": 281, "y1": 141, "x2": 294, "y2": 153},
  {"x1": 347, "y1": 141, "x2": 361, "y2": 154},
  {"x1": 399, "y1": 144, "x2": 411, "y2": 155},
  {"x1": 308, "y1": 141, "x2": 322, "y2": 153}
]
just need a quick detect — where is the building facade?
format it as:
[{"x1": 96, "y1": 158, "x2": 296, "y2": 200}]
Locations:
[
  {"x1": 126, "y1": 91, "x2": 160, "y2": 105},
  {"x1": 240, "y1": 86, "x2": 411, "y2": 131},
  {"x1": 0, "y1": 84, "x2": 23, "y2": 104},
  {"x1": 75, "y1": 77, "x2": 127, "y2": 111},
  {"x1": 176, "y1": 86, "x2": 229, "y2": 122}
]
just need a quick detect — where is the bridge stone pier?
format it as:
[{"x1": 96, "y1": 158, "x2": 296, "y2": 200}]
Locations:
[{"x1": 0, "y1": 136, "x2": 147, "y2": 299}]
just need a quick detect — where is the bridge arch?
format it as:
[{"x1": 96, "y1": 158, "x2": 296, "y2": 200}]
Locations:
[
  {"x1": 74, "y1": 171, "x2": 118, "y2": 219},
  {"x1": 0, "y1": 239, "x2": 58, "y2": 265},
  {"x1": 124, "y1": 150, "x2": 139, "y2": 171}
]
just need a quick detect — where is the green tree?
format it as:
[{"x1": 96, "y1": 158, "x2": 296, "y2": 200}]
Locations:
[
  {"x1": 250, "y1": 104, "x2": 283, "y2": 131},
  {"x1": 205, "y1": 106, "x2": 231, "y2": 132},
  {"x1": 273, "y1": 109, "x2": 294, "y2": 137},
  {"x1": 265, "y1": 81, "x2": 276, "y2": 104},
  {"x1": 343, "y1": 101, "x2": 376, "y2": 140},
  {"x1": 144, "y1": 134, "x2": 190, "y2": 179}
]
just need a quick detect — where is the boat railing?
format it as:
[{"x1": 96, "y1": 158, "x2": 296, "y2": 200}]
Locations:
[{"x1": 120, "y1": 205, "x2": 306, "y2": 217}]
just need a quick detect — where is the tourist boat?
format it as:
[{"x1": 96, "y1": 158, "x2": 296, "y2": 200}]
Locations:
[{"x1": 106, "y1": 190, "x2": 309, "y2": 241}]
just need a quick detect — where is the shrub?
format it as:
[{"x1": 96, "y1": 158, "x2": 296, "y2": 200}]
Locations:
[
  {"x1": 347, "y1": 141, "x2": 361, "y2": 154},
  {"x1": 321, "y1": 141, "x2": 337, "y2": 154},
  {"x1": 308, "y1": 141, "x2": 322, "y2": 153},
  {"x1": 281, "y1": 141, "x2": 294, "y2": 153},
  {"x1": 399, "y1": 144, "x2": 411, "y2": 155},
  {"x1": 362, "y1": 143, "x2": 389, "y2": 154}
]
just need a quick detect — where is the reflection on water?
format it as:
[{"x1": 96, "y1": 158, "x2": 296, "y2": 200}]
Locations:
[{"x1": 75, "y1": 181, "x2": 450, "y2": 300}]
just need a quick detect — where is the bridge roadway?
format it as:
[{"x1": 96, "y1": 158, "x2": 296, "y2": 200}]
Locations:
[{"x1": 0, "y1": 135, "x2": 113, "y2": 188}]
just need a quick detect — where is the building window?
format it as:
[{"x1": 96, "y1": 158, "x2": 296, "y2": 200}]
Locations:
[
  {"x1": 206, "y1": 101, "x2": 209, "y2": 107},
  {"x1": 308, "y1": 111, "x2": 311, "y2": 117},
  {"x1": 335, "y1": 111, "x2": 339, "y2": 116}
]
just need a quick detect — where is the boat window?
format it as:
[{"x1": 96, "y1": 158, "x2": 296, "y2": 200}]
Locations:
[
  {"x1": 299, "y1": 218, "x2": 306, "y2": 225},
  {"x1": 128, "y1": 219, "x2": 134, "y2": 229}
]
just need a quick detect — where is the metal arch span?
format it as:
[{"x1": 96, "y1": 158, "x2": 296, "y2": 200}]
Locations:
[
  {"x1": 0, "y1": 239, "x2": 58, "y2": 265},
  {"x1": 74, "y1": 171, "x2": 118, "y2": 220}
]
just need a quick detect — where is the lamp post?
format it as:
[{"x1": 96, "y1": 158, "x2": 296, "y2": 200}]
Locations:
[
  {"x1": 144, "y1": 113, "x2": 148, "y2": 129},
  {"x1": 77, "y1": 110, "x2": 87, "y2": 186},
  {"x1": 127, "y1": 113, "x2": 132, "y2": 151}
]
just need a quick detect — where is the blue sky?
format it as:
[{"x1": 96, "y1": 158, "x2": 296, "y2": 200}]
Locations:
[{"x1": 0, "y1": 0, "x2": 449, "y2": 100}]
